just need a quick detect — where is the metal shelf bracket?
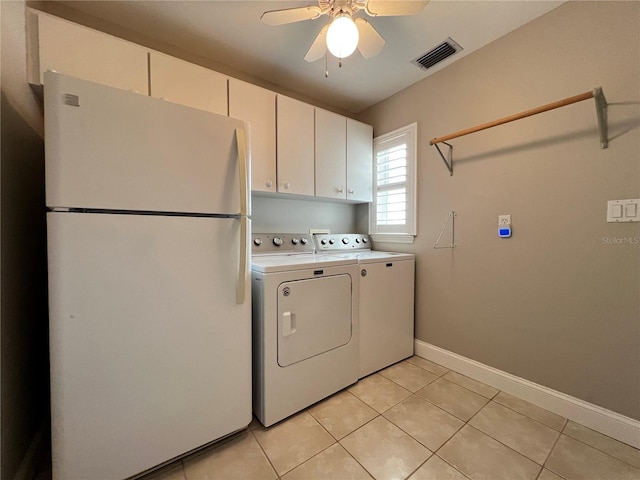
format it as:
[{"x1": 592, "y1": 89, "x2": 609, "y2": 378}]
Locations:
[
  {"x1": 434, "y1": 211, "x2": 456, "y2": 249},
  {"x1": 434, "y1": 142, "x2": 453, "y2": 176},
  {"x1": 593, "y1": 87, "x2": 608, "y2": 149}
]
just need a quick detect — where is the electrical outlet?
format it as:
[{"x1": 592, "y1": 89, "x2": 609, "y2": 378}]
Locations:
[{"x1": 498, "y1": 215, "x2": 511, "y2": 226}]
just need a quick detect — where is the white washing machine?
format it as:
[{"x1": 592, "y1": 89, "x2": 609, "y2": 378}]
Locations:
[
  {"x1": 314, "y1": 234, "x2": 415, "y2": 379},
  {"x1": 251, "y1": 233, "x2": 359, "y2": 426}
]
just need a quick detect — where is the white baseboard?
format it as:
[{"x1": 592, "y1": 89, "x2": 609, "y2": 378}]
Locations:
[{"x1": 415, "y1": 339, "x2": 640, "y2": 449}]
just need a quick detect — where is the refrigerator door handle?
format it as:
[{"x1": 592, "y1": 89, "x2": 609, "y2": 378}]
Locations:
[
  {"x1": 235, "y1": 126, "x2": 251, "y2": 217},
  {"x1": 236, "y1": 216, "x2": 249, "y2": 304}
]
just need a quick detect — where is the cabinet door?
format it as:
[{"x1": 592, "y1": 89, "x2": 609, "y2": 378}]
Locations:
[
  {"x1": 27, "y1": 10, "x2": 148, "y2": 94},
  {"x1": 229, "y1": 80, "x2": 276, "y2": 193},
  {"x1": 315, "y1": 109, "x2": 347, "y2": 200},
  {"x1": 276, "y1": 95, "x2": 315, "y2": 196},
  {"x1": 149, "y1": 52, "x2": 228, "y2": 115},
  {"x1": 346, "y1": 119, "x2": 373, "y2": 202}
]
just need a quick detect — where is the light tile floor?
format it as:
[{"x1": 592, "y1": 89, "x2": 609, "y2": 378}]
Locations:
[
  {"x1": 129, "y1": 356, "x2": 640, "y2": 479},
  {"x1": 139, "y1": 355, "x2": 640, "y2": 480}
]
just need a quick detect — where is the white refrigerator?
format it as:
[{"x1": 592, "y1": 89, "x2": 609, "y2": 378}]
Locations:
[{"x1": 44, "y1": 72, "x2": 252, "y2": 480}]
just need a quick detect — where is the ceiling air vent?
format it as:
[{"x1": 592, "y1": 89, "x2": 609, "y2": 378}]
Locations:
[{"x1": 411, "y1": 38, "x2": 463, "y2": 71}]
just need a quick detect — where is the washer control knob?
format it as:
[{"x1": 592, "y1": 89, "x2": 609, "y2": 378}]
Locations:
[
  {"x1": 362, "y1": 238, "x2": 368, "y2": 244},
  {"x1": 342, "y1": 237, "x2": 349, "y2": 244},
  {"x1": 321, "y1": 239, "x2": 327, "y2": 245},
  {"x1": 291, "y1": 238, "x2": 299, "y2": 245},
  {"x1": 329, "y1": 238, "x2": 335, "y2": 245},
  {"x1": 254, "y1": 238, "x2": 262, "y2": 246},
  {"x1": 273, "y1": 237, "x2": 283, "y2": 246},
  {"x1": 301, "y1": 238, "x2": 309, "y2": 245}
]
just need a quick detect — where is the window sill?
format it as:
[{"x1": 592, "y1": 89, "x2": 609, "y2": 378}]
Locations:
[{"x1": 370, "y1": 233, "x2": 415, "y2": 244}]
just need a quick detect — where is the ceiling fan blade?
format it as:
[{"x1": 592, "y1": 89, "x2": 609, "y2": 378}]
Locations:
[
  {"x1": 355, "y1": 18, "x2": 385, "y2": 58},
  {"x1": 304, "y1": 25, "x2": 329, "y2": 62},
  {"x1": 261, "y1": 5, "x2": 323, "y2": 26},
  {"x1": 365, "y1": 0, "x2": 429, "y2": 16}
]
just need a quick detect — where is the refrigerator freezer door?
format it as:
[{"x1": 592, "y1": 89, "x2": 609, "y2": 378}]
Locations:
[
  {"x1": 47, "y1": 212, "x2": 252, "y2": 479},
  {"x1": 44, "y1": 72, "x2": 251, "y2": 215}
]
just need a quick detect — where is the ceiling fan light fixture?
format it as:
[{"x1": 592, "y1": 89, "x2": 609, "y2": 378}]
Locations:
[{"x1": 326, "y1": 13, "x2": 359, "y2": 58}]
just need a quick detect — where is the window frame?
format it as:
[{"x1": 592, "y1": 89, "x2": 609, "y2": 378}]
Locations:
[{"x1": 369, "y1": 123, "x2": 417, "y2": 243}]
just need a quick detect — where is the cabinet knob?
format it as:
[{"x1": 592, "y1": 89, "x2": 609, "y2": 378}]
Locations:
[
  {"x1": 337, "y1": 188, "x2": 344, "y2": 194},
  {"x1": 266, "y1": 180, "x2": 273, "y2": 188},
  {"x1": 348, "y1": 189, "x2": 355, "y2": 195},
  {"x1": 284, "y1": 182, "x2": 290, "y2": 190}
]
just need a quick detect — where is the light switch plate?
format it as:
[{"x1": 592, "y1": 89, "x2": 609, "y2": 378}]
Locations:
[{"x1": 607, "y1": 199, "x2": 640, "y2": 222}]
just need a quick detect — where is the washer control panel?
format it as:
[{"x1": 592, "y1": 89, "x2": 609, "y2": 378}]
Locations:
[
  {"x1": 314, "y1": 233, "x2": 371, "y2": 252},
  {"x1": 252, "y1": 233, "x2": 314, "y2": 254}
]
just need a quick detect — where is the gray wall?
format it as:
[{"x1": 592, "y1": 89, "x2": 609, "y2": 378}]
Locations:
[
  {"x1": 252, "y1": 194, "x2": 363, "y2": 234},
  {"x1": 359, "y1": 1, "x2": 640, "y2": 420},
  {"x1": 1, "y1": 1, "x2": 49, "y2": 478}
]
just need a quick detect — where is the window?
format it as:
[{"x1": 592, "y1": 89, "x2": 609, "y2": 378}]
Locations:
[{"x1": 370, "y1": 123, "x2": 417, "y2": 242}]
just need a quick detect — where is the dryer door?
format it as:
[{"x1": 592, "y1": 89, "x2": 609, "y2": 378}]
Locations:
[{"x1": 277, "y1": 274, "x2": 352, "y2": 367}]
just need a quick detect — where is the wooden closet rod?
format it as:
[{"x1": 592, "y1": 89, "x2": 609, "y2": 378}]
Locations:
[{"x1": 430, "y1": 89, "x2": 598, "y2": 145}]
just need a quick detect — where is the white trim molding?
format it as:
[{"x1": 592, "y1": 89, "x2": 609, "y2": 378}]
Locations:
[
  {"x1": 415, "y1": 339, "x2": 640, "y2": 449},
  {"x1": 370, "y1": 233, "x2": 415, "y2": 244}
]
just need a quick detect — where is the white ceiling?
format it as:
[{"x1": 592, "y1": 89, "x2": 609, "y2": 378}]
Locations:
[{"x1": 53, "y1": 1, "x2": 565, "y2": 113}]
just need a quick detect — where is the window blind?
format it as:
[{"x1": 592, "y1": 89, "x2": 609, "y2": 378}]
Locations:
[
  {"x1": 375, "y1": 139, "x2": 409, "y2": 227},
  {"x1": 371, "y1": 123, "x2": 416, "y2": 239}
]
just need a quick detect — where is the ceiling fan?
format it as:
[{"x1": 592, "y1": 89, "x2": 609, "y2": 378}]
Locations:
[{"x1": 261, "y1": 0, "x2": 429, "y2": 62}]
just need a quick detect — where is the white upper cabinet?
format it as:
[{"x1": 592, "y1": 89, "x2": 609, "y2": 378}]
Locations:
[
  {"x1": 346, "y1": 119, "x2": 373, "y2": 202},
  {"x1": 26, "y1": 9, "x2": 374, "y2": 203},
  {"x1": 276, "y1": 95, "x2": 315, "y2": 196},
  {"x1": 27, "y1": 9, "x2": 148, "y2": 94},
  {"x1": 229, "y1": 80, "x2": 276, "y2": 193},
  {"x1": 149, "y1": 52, "x2": 228, "y2": 116},
  {"x1": 315, "y1": 109, "x2": 347, "y2": 200}
]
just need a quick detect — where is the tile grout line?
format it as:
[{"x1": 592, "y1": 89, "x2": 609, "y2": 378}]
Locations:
[
  {"x1": 407, "y1": 359, "x2": 634, "y2": 472},
  {"x1": 380, "y1": 392, "x2": 466, "y2": 454},
  {"x1": 304, "y1": 406, "x2": 384, "y2": 480},
  {"x1": 443, "y1": 371, "x2": 501, "y2": 401},
  {"x1": 401, "y1": 453, "x2": 433, "y2": 480},
  {"x1": 462, "y1": 423, "x2": 550, "y2": 468},
  {"x1": 248, "y1": 428, "x2": 281, "y2": 479},
  {"x1": 464, "y1": 390, "x2": 562, "y2": 472},
  {"x1": 491, "y1": 396, "x2": 567, "y2": 433},
  {"x1": 197, "y1": 357, "x2": 640, "y2": 479},
  {"x1": 335, "y1": 415, "x2": 384, "y2": 480},
  {"x1": 377, "y1": 409, "x2": 470, "y2": 479},
  {"x1": 411, "y1": 354, "x2": 639, "y2": 459},
  {"x1": 555, "y1": 429, "x2": 640, "y2": 471},
  {"x1": 427, "y1": 382, "x2": 555, "y2": 473},
  {"x1": 433, "y1": 453, "x2": 474, "y2": 480},
  {"x1": 414, "y1": 386, "x2": 489, "y2": 424},
  {"x1": 538, "y1": 431, "x2": 566, "y2": 480}
]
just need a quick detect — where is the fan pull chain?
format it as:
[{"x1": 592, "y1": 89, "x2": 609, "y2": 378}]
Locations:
[{"x1": 325, "y1": 52, "x2": 329, "y2": 78}]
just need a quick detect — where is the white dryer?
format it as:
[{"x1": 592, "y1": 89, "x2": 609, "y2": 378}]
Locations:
[
  {"x1": 251, "y1": 233, "x2": 359, "y2": 426},
  {"x1": 314, "y1": 234, "x2": 415, "y2": 378}
]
